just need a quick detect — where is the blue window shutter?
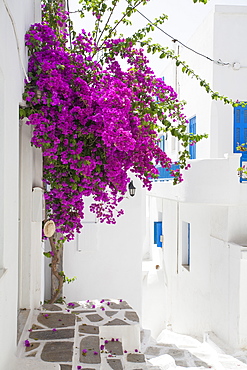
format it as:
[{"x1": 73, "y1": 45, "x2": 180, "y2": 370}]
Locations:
[
  {"x1": 154, "y1": 221, "x2": 162, "y2": 248},
  {"x1": 156, "y1": 163, "x2": 180, "y2": 180},
  {"x1": 189, "y1": 116, "x2": 196, "y2": 159},
  {"x1": 234, "y1": 105, "x2": 247, "y2": 183}
]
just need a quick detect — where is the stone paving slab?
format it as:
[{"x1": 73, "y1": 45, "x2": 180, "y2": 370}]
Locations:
[
  {"x1": 80, "y1": 336, "x2": 101, "y2": 364},
  {"x1": 127, "y1": 353, "x2": 146, "y2": 363},
  {"x1": 125, "y1": 311, "x2": 140, "y2": 322},
  {"x1": 107, "y1": 358, "x2": 123, "y2": 369},
  {"x1": 60, "y1": 365, "x2": 72, "y2": 370},
  {"x1": 104, "y1": 318, "x2": 130, "y2": 326},
  {"x1": 105, "y1": 311, "x2": 118, "y2": 317},
  {"x1": 43, "y1": 304, "x2": 63, "y2": 311},
  {"x1": 41, "y1": 341, "x2": 74, "y2": 362},
  {"x1": 86, "y1": 314, "x2": 104, "y2": 322},
  {"x1": 105, "y1": 340, "x2": 123, "y2": 355},
  {"x1": 29, "y1": 328, "x2": 75, "y2": 340},
  {"x1": 37, "y1": 312, "x2": 76, "y2": 328},
  {"x1": 79, "y1": 324, "x2": 99, "y2": 335}
]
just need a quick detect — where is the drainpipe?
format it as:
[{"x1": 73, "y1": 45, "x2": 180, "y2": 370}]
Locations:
[{"x1": 176, "y1": 197, "x2": 180, "y2": 274}]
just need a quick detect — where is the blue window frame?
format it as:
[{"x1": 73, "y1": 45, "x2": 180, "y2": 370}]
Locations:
[
  {"x1": 234, "y1": 105, "x2": 247, "y2": 182},
  {"x1": 155, "y1": 133, "x2": 179, "y2": 181},
  {"x1": 189, "y1": 116, "x2": 196, "y2": 159},
  {"x1": 156, "y1": 163, "x2": 180, "y2": 181},
  {"x1": 154, "y1": 221, "x2": 162, "y2": 248},
  {"x1": 233, "y1": 105, "x2": 247, "y2": 151},
  {"x1": 158, "y1": 135, "x2": 165, "y2": 152}
]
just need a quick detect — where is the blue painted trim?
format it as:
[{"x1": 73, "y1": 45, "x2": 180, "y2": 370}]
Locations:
[
  {"x1": 189, "y1": 116, "x2": 196, "y2": 159},
  {"x1": 156, "y1": 164, "x2": 180, "y2": 180},
  {"x1": 154, "y1": 221, "x2": 162, "y2": 248}
]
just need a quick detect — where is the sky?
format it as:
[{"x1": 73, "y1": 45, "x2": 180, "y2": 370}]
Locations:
[{"x1": 69, "y1": 0, "x2": 247, "y2": 75}]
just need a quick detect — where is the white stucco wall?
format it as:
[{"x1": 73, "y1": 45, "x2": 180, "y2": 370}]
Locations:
[
  {"x1": 0, "y1": 1, "x2": 41, "y2": 369},
  {"x1": 63, "y1": 178, "x2": 146, "y2": 319}
]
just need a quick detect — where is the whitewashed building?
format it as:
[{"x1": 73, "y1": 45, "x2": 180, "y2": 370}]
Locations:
[
  {"x1": 0, "y1": 1, "x2": 43, "y2": 369},
  {"x1": 143, "y1": 5, "x2": 247, "y2": 350}
]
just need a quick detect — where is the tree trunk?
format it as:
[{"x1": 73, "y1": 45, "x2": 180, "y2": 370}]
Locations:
[{"x1": 49, "y1": 235, "x2": 64, "y2": 304}]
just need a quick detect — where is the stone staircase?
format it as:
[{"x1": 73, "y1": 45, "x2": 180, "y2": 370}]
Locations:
[
  {"x1": 16, "y1": 299, "x2": 161, "y2": 369},
  {"x1": 15, "y1": 300, "x2": 247, "y2": 369}
]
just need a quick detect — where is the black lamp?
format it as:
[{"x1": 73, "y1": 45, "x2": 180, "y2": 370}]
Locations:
[{"x1": 128, "y1": 180, "x2": 136, "y2": 197}]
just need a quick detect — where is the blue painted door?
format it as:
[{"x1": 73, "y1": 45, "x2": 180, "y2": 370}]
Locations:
[
  {"x1": 189, "y1": 116, "x2": 196, "y2": 159},
  {"x1": 154, "y1": 221, "x2": 162, "y2": 248}
]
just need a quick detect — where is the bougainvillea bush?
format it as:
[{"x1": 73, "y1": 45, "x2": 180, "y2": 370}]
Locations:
[{"x1": 21, "y1": 0, "x2": 207, "y2": 243}]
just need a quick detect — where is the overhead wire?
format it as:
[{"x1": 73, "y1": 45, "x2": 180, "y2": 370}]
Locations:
[{"x1": 134, "y1": 7, "x2": 231, "y2": 67}]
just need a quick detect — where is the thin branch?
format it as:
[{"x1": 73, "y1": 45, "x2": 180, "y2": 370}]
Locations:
[
  {"x1": 96, "y1": 2, "x2": 118, "y2": 47},
  {"x1": 97, "y1": 0, "x2": 143, "y2": 51}
]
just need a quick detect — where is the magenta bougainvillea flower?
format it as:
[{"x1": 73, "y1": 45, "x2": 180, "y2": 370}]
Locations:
[
  {"x1": 68, "y1": 302, "x2": 75, "y2": 307},
  {"x1": 24, "y1": 340, "x2": 30, "y2": 347}
]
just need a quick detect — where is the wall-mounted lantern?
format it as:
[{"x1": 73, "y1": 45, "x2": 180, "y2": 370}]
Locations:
[{"x1": 128, "y1": 180, "x2": 136, "y2": 197}]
